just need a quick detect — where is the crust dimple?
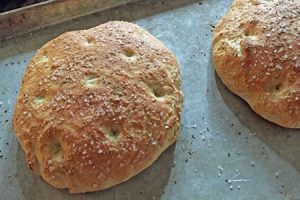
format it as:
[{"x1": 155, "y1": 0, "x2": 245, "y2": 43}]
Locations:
[
  {"x1": 13, "y1": 21, "x2": 183, "y2": 193},
  {"x1": 49, "y1": 142, "x2": 63, "y2": 161},
  {"x1": 120, "y1": 48, "x2": 137, "y2": 62},
  {"x1": 122, "y1": 47, "x2": 136, "y2": 57},
  {"x1": 32, "y1": 96, "x2": 47, "y2": 108},
  {"x1": 213, "y1": 0, "x2": 300, "y2": 128}
]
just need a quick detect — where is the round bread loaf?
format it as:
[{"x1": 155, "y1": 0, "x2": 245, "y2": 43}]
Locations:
[
  {"x1": 213, "y1": 0, "x2": 300, "y2": 128},
  {"x1": 13, "y1": 21, "x2": 183, "y2": 193}
]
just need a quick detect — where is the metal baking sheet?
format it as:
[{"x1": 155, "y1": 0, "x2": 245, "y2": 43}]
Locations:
[
  {"x1": 0, "y1": 0, "x2": 142, "y2": 40},
  {"x1": 1, "y1": 0, "x2": 300, "y2": 199}
]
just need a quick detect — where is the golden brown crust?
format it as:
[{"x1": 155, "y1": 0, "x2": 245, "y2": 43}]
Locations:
[
  {"x1": 13, "y1": 21, "x2": 183, "y2": 193},
  {"x1": 213, "y1": 0, "x2": 300, "y2": 128}
]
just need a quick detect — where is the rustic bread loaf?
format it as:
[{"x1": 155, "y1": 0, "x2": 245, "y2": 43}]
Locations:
[
  {"x1": 213, "y1": 0, "x2": 300, "y2": 128},
  {"x1": 13, "y1": 21, "x2": 183, "y2": 193}
]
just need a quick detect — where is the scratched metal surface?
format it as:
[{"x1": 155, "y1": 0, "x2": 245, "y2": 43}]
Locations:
[{"x1": 1, "y1": 0, "x2": 300, "y2": 199}]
